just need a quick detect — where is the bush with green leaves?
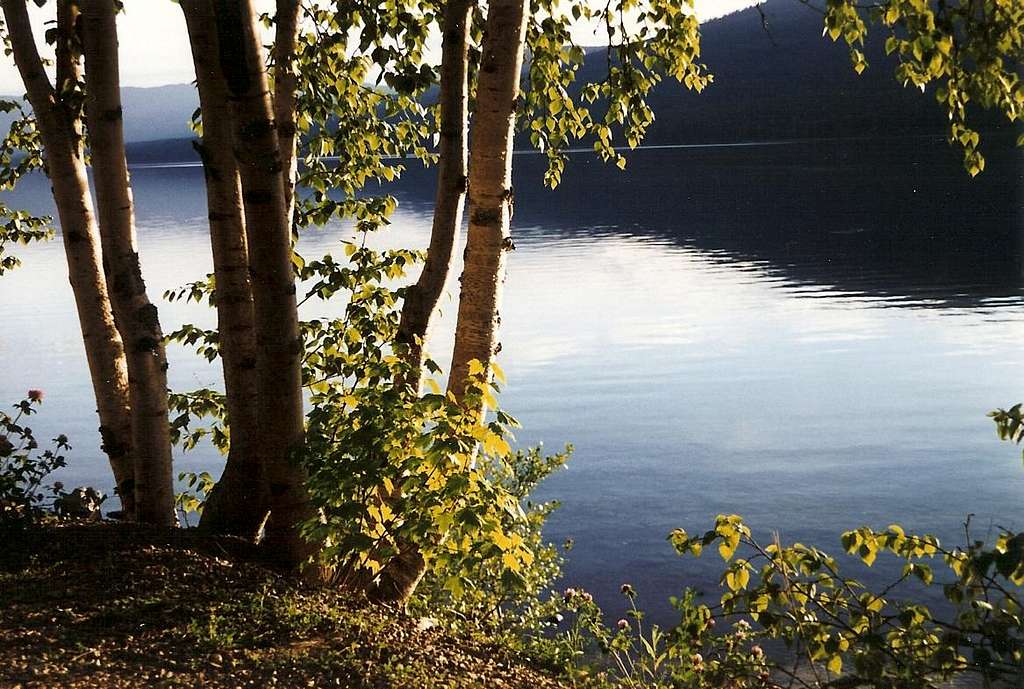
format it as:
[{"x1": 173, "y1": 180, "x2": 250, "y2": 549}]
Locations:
[
  {"x1": 293, "y1": 237, "x2": 565, "y2": 599},
  {"x1": 410, "y1": 444, "x2": 572, "y2": 639},
  {"x1": 0, "y1": 99, "x2": 50, "y2": 275},
  {"x1": 174, "y1": 470, "x2": 216, "y2": 527},
  {"x1": 0, "y1": 391, "x2": 69, "y2": 524},
  {"x1": 543, "y1": 514, "x2": 1022, "y2": 689},
  {"x1": 301, "y1": 366, "x2": 542, "y2": 584},
  {"x1": 673, "y1": 515, "x2": 1021, "y2": 686},
  {"x1": 553, "y1": 586, "x2": 771, "y2": 689}
]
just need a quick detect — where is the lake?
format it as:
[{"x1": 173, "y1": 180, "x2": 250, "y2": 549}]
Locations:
[{"x1": 1, "y1": 135, "x2": 1021, "y2": 623}]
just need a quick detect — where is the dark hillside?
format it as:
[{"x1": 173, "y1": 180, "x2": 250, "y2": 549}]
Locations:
[{"x1": 576, "y1": 0, "x2": 1011, "y2": 147}]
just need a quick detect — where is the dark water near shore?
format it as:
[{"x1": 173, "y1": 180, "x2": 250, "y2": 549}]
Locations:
[{"x1": 1, "y1": 136, "x2": 1021, "y2": 623}]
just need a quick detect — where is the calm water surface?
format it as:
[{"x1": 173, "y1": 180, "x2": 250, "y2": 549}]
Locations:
[{"x1": 2, "y1": 138, "x2": 1021, "y2": 622}]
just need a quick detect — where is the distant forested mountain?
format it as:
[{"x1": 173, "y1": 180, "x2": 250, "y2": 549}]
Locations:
[
  {"x1": 117, "y1": 84, "x2": 197, "y2": 142},
  {"x1": 1, "y1": 0, "x2": 1016, "y2": 165},
  {"x1": 1, "y1": 83, "x2": 197, "y2": 145}
]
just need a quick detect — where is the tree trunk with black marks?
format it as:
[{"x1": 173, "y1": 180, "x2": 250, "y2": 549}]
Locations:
[
  {"x1": 1, "y1": 0, "x2": 136, "y2": 515},
  {"x1": 79, "y1": 0, "x2": 174, "y2": 526},
  {"x1": 212, "y1": 0, "x2": 312, "y2": 568},
  {"x1": 447, "y1": 0, "x2": 526, "y2": 407},
  {"x1": 394, "y1": 0, "x2": 473, "y2": 392},
  {"x1": 273, "y1": 0, "x2": 301, "y2": 226},
  {"x1": 181, "y1": 0, "x2": 266, "y2": 539},
  {"x1": 370, "y1": 0, "x2": 475, "y2": 605}
]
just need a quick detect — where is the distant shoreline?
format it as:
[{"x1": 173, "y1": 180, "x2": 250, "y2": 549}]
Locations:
[{"x1": 124, "y1": 130, "x2": 1018, "y2": 170}]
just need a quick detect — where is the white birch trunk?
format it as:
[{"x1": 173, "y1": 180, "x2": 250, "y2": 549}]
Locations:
[
  {"x1": 80, "y1": 0, "x2": 174, "y2": 526},
  {"x1": 273, "y1": 0, "x2": 301, "y2": 226},
  {"x1": 447, "y1": 0, "x2": 527, "y2": 408},
  {"x1": 212, "y1": 0, "x2": 312, "y2": 567},
  {"x1": 181, "y1": 0, "x2": 266, "y2": 539}
]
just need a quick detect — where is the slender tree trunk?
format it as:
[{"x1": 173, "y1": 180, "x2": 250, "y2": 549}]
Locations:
[
  {"x1": 273, "y1": 0, "x2": 301, "y2": 225},
  {"x1": 370, "y1": 0, "x2": 474, "y2": 605},
  {"x1": 180, "y1": 0, "x2": 266, "y2": 539},
  {"x1": 212, "y1": 0, "x2": 312, "y2": 567},
  {"x1": 373, "y1": 0, "x2": 528, "y2": 605},
  {"x1": 447, "y1": 0, "x2": 527, "y2": 407},
  {"x1": 395, "y1": 0, "x2": 473, "y2": 392},
  {"x1": 79, "y1": 0, "x2": 174, "y2": 526},
  {"x1": 1, "y1": 0, "x2": 135, "y2": 515}
]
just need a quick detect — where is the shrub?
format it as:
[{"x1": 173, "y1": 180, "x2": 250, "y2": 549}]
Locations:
[
  {"x1": 546, "y1": 515, "x2": 1022, "y2": 688},
  {"x1": 410, "y1": 445, "x2": 572, "y2": 644},
  {"x1": 0, "y1": 391, "x2": 70, "y2": 525},
  {"x1": 301, "y1": 363, "x2": 559, "y2": 595}
]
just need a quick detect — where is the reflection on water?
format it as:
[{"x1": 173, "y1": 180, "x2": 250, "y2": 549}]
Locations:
[{"x1": 0, "y1": 138, "x2": 1021, "y2": 622}]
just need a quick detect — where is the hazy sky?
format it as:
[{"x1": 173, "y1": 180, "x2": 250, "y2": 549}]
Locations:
[{"x1": 0, "y1": 0, "x2": 758, "y2": 93}]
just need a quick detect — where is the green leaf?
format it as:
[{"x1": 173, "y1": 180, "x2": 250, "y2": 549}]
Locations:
[{"x1": 827, "y1": 654, "x2": 842, "y2": 674}]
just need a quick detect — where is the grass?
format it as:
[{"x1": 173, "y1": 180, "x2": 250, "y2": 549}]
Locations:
[{"x1": 0, "y1": 521, "x2": 566, "y2": 688}]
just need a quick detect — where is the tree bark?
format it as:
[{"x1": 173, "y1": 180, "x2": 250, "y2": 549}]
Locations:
[
  {"x1": 212, "y1": 0, "x2": 312, "y2": 568},
  {"x1": 1, "y1": 0, "x2": 136, "y2": 515},
  {"x1": 181, "y1": 0, "x2": 266, "y2": 539},
  {"x1": 182, "y1": 0, "x2": 266, "y2": 536},
  {"x1": 395, "y1": 0, "x2": 473, "y2": 392},
  {"x1": 371, "y1": 0, "x2": 475, "y2": 605},
  {"x1": 273, "y1": 0, "x2": 301, "y2": 225},
  {"x1": 447, "y1": 0, "x2": 527, "y2": 408},
  {"x1": 79, "y1": 0, "x2": 174, "y2": 526}
]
